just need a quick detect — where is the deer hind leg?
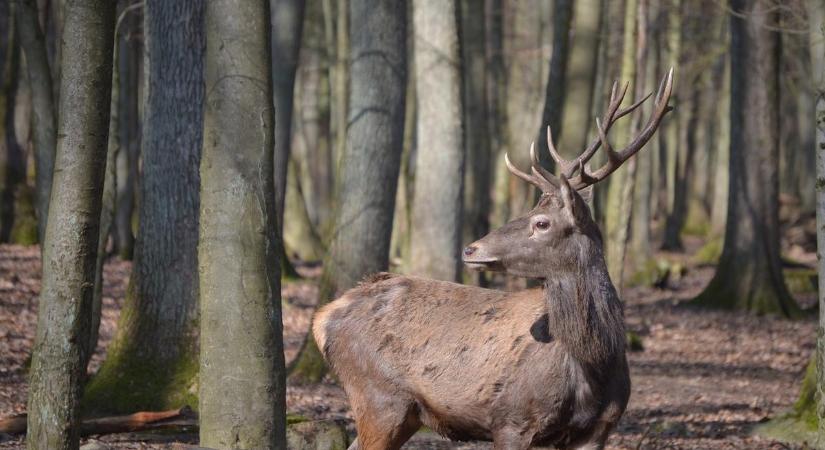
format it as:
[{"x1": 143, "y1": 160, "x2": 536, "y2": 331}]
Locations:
[{"x1": 349, "y1": 391, "x2": 420, "y2": 450}]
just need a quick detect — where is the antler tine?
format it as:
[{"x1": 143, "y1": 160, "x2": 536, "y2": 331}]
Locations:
[
  {"x1": 505, "y1": 150, "x2": 555, "y2": 193},
  {"x1": 614, "y1": 91, "x2": 652, "y2": 121},
  {"x1": 530, "y1": 140, "x2": 560, "y2": 188},
  {"x1": 544, "y1": 125, "x2": 578, "y2": 177},
  {"x1": 569, "y1": 68, "x2": 674, "y2": 190},
  {"x1": 554, "y1": 80, "x2": 629, "y2": 179}
]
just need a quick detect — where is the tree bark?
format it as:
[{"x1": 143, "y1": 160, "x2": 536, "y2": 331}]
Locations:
[
  {"x1": 289, "y1": 0, "x2": 407, "y2": 383},
  {"x1": 271, "y1": 0, "x2": 305, "y2": 231},
  {"x1": 556, "y1": 0, "x2": 601, "y2": 159},
  {"x1": 17, "y1": 0, "x2": 56, "y2": 247},
  {"x1": 409, "y1": 0, "x2": 464, "y2": 281},
  {"x1": 810, "y1": 0, "x2": 825, "y2": 439},
  {"x1": 535, "y1": 0, "x2": 572, "y2": 172},
  {"x1": 82, "y1": 0, "x2": 204, "y2": 414},
  {"x1": 710, "y1": 55, "x2": 730, "y2": 237},
  {"x1": 604, "y1": 0, "x2": 641, "y2": 289},
  {"x1": 659, "y1": 0, "x2": 682, "y2": 251},
  {"x1": 694, "y1": 0, "x2": 801, "y2": 317},
  {"x1": 0, "y1": 9, "x2": 25, "y2": 244},
  {"x1": 199, "y1": 0, "x2": 285, "y2": 448},
  {"x1": 460, "y1": 0, "x2": 491, "y2": 266},
  {"x1": 112, "y1": 6, "x2": 140, "y2": 261},
  {"x1": 26, "y1": 1, "x2": 115, "y2": 448}
]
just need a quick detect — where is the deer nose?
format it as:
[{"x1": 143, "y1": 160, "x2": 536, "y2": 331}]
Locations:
[{"x1": 463, "y1": 245, "x2": 477, "y2": 257}]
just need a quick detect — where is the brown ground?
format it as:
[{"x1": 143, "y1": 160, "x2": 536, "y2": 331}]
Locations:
[{"x1": 0, "y1": 239, "x2": 818, "y2": 449}]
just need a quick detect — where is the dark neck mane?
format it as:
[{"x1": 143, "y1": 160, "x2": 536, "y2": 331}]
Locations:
[{"x1": 542, "y1": 238, "x2": 625, "y2": 367}]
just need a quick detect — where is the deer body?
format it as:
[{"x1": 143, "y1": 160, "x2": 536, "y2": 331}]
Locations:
[
  {"x1": 314, "y1": 70, "x2": 673, "y2": 450},
  {"x1": 315, "y1": 251, "x2": 628, "y2": 448}
]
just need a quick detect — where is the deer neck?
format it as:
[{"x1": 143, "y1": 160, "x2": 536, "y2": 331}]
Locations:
[{"x1": 542, "y1": 247, "x2": 625, "y2": 368}]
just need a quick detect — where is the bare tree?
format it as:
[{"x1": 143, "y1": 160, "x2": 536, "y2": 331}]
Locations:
[
  {"x1": 694, "y1": 0, "x2": 800, "y2": 317},
  {"x1": 83, "y1": 0, "x2": 204, "y2": 413},
  {"x1": 16, "y1": 0, "x2": 55, "y2": 246},
  {"x1": 290, "y1": 0, "x2": 407, "y2": 383},
  {"x1": 26, "y1": 0, "x2": 115, "y2": 447},
  {"x1": 199, "y1": 0, "x2": 285, "y2": 447},
  {"x1": 409, "y1": 0, "x2": 465, "y2": 281}
]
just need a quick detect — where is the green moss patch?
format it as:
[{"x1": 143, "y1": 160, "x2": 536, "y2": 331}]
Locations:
[
  {"x1": 693, "y1": 238, "x2": 722, "y2": 265},
  {"x1": 82, "y1": 345, "x2": 199, "y2": 415},
  {"x1": 10, "y1": 185, "x2": 39, "y2": 245},
  {"x1": 754, "y1": 359, "x2": 822, "y2": 447},
  {"x1": 626, "y1": 331, "x2": 644, "y2": 352},
  {"x1": 784, "y1": 269, "x2": 818, "y2": 295}
]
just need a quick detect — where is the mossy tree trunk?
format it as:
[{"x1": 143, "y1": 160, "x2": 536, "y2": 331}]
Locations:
[
  {"x1": 17, "y1": 0, "x2": 56, "y2": 247},
  {"x1": 26, "y1": 1, "x2": 115, "y2": 448},
  {"x1": 289, "y1": 0, "x2": 407, "y2": 383},
  {"x1": 83, "y1": 0, "x2": 204, "y2": 414},
  {"x1": 409, "y1": 0, "x2": 465, "y2": 282},
  {"x1": 199, "y1": 0, "x2": 286, "y2": 446},
  {"x1": 693, "y1": 0, "x2": 801, "y2": 318}
]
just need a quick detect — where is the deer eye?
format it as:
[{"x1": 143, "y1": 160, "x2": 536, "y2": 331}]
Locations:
[{"x1": 535, "y1": 221, "x2": 550, "y2": 230}]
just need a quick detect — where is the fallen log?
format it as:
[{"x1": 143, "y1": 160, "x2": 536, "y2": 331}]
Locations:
[{"x1": 0, "y1": 406, "x2": 197, "y2": 436}]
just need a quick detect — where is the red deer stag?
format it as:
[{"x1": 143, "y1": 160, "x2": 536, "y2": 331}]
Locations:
[{"x1": 313, "y1": 68, "x2": 674, "y2": 450}]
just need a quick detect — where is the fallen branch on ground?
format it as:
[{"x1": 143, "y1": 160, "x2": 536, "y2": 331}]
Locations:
[{"x1": 0, "y1": 406, "x2": 197, "y2": 436}]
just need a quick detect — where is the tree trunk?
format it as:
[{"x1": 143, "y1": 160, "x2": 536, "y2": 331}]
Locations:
[
  {"x1": 485, "y1": 0, "x2": 507, "y2": 230},
  {"x1": 693, "y1": 0, "x2": 801, "y2": 318},
  {"x1": 604, "y1": 0, "x2": 641, "y2": 289},
  {"x1": 26, "y1": 1, "x2": 115, "y2": 447},
  {"x1": 112, "y1": 6, "x2": 140, "y2": 261},
  {"x1": 85, "y1": 10, "x2": 125, "y2": 372},
  {"x1": 199, "y1": 0, "x2": 286, "y2": 447},
  {"x1": 816, "y1": 0, "x2": 825, "y2": 436},
  {"x1": 460, "y1": 0, "x2": 491, "y2": 272},
  {"x1": 289, "y1": 0, "x2": 407, "y2": 383},
  {"x1": 272, "y1": 0, "x2": 305, "y2": 231},
  {"x1": 17, "y1": 0, "x2": 56, "y2": 247},
  {"x1": 82, "y1": 0, "x2": 204, "y2": 414},
  {"x1": 0, "y1": 9, "x2": 24, "y2": 244},
  {"x1": 535, "y1": 0, "x2": 572, "y2": 172},
  {"x1": 660, "y1": 0, "x2": 682, "y2": 251},
  {"x1": 710, "y1": 55, "x2": 730, "y2": 237},
  {"x1": 630, "y1": 0, "x2": 655, "y2": 261},
  {"x1": 409, "y1": 0, "x2": 464, "y2": 281},
  {"x1": 557, "y1": 0, "x2": 601, "y2": 159},
  {"x1": 271, "y1": 0, "x2": 305, "y2": 279}
]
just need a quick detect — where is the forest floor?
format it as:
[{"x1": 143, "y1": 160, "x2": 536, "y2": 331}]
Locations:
[{"x1": 0, "y1": 233, "x2": 819, "y2": 449}]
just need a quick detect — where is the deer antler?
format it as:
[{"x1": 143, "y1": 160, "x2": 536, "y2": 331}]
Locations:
[{"x1": 505, "y1": 68, "x2": 674, "y2": 194}]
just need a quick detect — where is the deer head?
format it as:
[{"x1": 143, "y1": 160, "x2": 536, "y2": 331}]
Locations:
[{"x1": 463, "y1": 68, "x2": 674, "y2": 279}]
